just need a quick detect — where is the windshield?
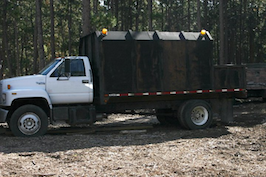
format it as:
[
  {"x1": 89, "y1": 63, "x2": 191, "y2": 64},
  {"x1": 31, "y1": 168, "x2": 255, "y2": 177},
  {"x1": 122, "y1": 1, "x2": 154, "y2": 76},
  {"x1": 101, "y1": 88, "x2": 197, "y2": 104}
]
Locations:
[{"x1": 38, "y1": 59, "x2": 61, "y2": 75}]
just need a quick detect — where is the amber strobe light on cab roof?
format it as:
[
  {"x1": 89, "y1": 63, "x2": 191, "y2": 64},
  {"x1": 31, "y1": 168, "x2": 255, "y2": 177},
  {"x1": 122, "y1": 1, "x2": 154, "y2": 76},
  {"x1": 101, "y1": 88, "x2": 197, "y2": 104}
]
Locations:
[{"x1": 102, "y1": 28, "x2": 108, "y2": 35}]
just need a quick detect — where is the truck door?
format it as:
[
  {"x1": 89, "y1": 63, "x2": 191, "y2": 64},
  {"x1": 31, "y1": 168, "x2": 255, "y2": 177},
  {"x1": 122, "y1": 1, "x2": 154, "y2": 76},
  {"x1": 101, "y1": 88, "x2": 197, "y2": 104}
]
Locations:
[{"x1": 46, "y1": 58, "x2": 93, "y2": 104}]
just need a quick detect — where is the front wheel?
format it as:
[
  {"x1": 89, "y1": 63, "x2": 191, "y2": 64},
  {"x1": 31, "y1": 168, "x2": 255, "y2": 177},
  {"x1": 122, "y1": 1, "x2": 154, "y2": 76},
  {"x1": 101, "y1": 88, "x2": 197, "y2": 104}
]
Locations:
[
  {"x1": 178, "y1": 100, "x2": 212, "y2": 130},
  {"x1": 9, "y1": 105, "x2": 48, "y2": 137}
]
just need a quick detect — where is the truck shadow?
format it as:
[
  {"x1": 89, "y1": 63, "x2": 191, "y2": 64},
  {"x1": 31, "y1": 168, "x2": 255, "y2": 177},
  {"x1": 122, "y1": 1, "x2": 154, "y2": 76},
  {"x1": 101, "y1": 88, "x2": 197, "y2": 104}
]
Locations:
[
  {"x1": 0, "y1": 101, "x2": 265, "y2": 154},
  {"x1": 0, "y1": 122, "x2": 240, "y2": 154}
]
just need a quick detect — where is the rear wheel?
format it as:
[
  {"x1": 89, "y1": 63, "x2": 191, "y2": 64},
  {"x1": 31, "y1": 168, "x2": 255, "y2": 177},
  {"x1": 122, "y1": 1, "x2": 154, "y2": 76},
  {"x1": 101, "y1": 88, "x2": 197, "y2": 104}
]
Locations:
[
  {"x1": 178, "y1": 100, "x2": 212, "y2": 130},
  {"x1": 9, "y1": 105, "x2": 48, "y2": 137},
  {"x1": 156, "y1": 109, "x2": 179, "y2": 125}
]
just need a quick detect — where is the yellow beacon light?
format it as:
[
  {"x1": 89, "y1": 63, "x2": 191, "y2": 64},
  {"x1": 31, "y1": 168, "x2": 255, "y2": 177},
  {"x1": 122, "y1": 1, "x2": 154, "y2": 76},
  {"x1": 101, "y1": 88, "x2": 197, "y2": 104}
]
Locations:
[
  {"x1": 102, "y1": 28, "x2": 108, "y2": 35},
  {"x1": 201, "y1": 29, "x2": 207, "y2": 35}
]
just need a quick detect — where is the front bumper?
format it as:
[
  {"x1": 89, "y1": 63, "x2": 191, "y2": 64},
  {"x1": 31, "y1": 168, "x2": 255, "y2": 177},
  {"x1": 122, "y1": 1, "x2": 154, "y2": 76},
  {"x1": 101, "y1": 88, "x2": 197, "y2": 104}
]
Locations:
[{"x1": 0, "y1": 108, "x2": 8, "y2": 123}]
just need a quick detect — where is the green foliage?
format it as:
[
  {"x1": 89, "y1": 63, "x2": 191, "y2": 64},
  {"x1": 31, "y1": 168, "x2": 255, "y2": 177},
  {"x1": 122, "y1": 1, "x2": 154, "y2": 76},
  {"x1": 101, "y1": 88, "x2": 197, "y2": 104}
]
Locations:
[
  {"x1": 1, "y1": 0, "x2": 266, "y2": 77},
  {"x1": 91, "y1": 11, "x2": 117, "y2": 30}
]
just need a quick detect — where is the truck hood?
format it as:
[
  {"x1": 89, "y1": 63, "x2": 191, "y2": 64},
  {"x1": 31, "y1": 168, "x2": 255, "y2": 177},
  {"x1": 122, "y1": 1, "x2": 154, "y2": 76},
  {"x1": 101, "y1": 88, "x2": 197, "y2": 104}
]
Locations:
[{"x1": 1, "y1": 75, "x2": 46, "y2": 91}]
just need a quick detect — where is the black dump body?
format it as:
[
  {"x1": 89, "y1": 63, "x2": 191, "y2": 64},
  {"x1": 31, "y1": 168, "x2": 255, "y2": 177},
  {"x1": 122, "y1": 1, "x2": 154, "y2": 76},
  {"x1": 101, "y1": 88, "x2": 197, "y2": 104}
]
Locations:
[{"x1": 79, "y1": 30, "x2": 245, "y2": 106}]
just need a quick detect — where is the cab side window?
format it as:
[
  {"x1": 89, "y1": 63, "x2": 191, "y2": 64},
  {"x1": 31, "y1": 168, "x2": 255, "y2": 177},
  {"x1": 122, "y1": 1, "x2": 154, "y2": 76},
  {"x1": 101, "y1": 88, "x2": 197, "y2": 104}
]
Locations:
[
  {"x1": 71, "y1": 59, "x2": 85, "y2": 76},
  {"x1": 50, "y1": 59, "x2": 85, "y2": 77}
]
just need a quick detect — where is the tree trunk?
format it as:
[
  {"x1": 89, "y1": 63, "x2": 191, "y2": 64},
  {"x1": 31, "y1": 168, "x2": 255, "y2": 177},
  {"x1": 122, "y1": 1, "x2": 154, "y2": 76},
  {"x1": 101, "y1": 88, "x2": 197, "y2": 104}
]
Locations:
[
  {"x1": 249, "y1": 18, "x2": 255, "y2": 63},
  {"x1": 148, "y1": 0, "x2": 152, "y2": 30},
  {"x1": 135, "y1": 0, "x2": 140, "y2": 31},
  {"x1": 160, "y1": 2, "x2": 164, "y2": 30},
  {"x1": 224, "y1": 0, "x2": 229, "y2": 63},
  {"x1": 15, "y1": 21, "x2": 21, "y2": 76},
  {"x1": 0, "y1": 54, "x2": 2, "y2": 79},
  {"x1": 128, "y1": 0, "x2": 133, "y2": 29},
  {"x1": 33, "y1": 10, "x2": 38, "y2": 74},
  {"x1": 120, "y1": 1, "x2": 124, "y2": 30},
  {"x1": 115, "y1": 0, "x2": 118, "y2": 30},
  {"x1": 168, "y1": 1, "x2": 173, "y2": 31},
  {"x1": 219, "y1": 0, "x2": 225, "y2": 64},
  {"x1": 243, "y1": 0, "x2": 247, "y2": 63},
  {"x1": 0, "y1": 0, "x2": 2, "y2": 79},
  {"x1": 50, "y1": 0, "x2": 55, "y2": 60},
  {"x1": 122, "y1": 1, "x2": 125, "y2": 31},
  {"x1": 36, "y1": 0, "x2": 45, "y2": 70},
  {"x1": 68, "y1": 0, "x2": 72, "y2": 55},
  {"x1": 180, "y1": 0, "x2": 184, "y2": 29},
  {"x1": 110, "y1": 0, "x2": 114, "y2": 15},
  {"x1": 0, "y1": 48, "x2": 2, "y2": 80},
  {"x1": 93, "y1": 0, "x2": 98, "y2": 14},
  {"x1": 20, "y1": 36, "x2": 25, "y2": 75},
  {"x1": 2, "y1": 0, "x2": 13, "y2": 77},
  {"x1": 197, "y1": 0, "x2": 201, "y2": 30},
  {"x1": 187, "y1": 0, "x2": 191, "y2": 31},
  {"x1": 82, "y1": 0, "x2": 91, "y2": 36},
  {"x1": 166, "y1": 3, "x2": 169, "y2": 30},
  {"x1": 203, "y1": 0, "x2": 208, "y2": 29}
]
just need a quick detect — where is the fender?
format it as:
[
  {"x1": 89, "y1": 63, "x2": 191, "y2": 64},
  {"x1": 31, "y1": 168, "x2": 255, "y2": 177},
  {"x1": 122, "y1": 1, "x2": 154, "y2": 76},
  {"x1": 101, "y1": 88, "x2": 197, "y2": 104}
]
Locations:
[{"x1": 5, "y1": 88, "x2": 52, "y2": 109}]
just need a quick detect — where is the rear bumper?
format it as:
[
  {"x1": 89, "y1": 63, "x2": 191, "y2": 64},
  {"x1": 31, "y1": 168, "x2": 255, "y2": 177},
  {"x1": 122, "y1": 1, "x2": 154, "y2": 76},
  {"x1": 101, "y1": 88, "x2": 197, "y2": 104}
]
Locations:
[{"x1": 0, "y1": 108, "x2": 8, "y2": 123}]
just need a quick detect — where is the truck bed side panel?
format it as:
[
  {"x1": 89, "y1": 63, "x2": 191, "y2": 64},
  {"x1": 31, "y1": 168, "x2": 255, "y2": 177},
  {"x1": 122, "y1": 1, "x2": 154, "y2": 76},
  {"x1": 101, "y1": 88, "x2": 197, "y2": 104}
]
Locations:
[{"x1": 79, "y1": 31, "x2": 245, "y2": 105}]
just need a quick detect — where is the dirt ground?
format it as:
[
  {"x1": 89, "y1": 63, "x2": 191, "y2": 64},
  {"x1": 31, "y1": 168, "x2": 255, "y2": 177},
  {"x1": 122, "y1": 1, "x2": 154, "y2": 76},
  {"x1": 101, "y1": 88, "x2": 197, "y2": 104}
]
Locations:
[{"x1": 0, "y1": 101, "x2": 265, "y2": 177}]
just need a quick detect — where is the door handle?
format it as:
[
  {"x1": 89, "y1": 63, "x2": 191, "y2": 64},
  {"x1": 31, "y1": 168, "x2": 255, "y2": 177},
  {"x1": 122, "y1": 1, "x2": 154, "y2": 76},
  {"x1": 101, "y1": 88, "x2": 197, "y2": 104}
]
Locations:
[{"x1": 82, "y1": 80, "x2": 89, "y2": 83}]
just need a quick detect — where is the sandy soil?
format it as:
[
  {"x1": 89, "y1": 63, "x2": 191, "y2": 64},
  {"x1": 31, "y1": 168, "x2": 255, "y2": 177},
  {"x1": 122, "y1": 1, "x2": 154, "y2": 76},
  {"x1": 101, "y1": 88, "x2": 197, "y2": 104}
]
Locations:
[{"x1": 0, "y1": 101, "x2": 265, "y2": 177}]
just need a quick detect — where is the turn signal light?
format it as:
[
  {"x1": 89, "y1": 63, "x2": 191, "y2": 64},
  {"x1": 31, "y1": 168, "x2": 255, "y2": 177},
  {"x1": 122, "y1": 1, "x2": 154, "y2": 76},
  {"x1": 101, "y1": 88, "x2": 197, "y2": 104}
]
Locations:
[{"x1": 7, "y1": 85, "x2": 11, "y2": 90}]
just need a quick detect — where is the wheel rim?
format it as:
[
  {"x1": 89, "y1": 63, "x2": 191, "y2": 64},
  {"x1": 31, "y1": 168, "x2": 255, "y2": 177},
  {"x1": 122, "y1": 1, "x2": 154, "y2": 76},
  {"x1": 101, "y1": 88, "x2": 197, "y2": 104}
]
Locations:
[
  {"x1": 18, "y1": 112, "x2": 41, "y2": 135},
  {"x1": 191, "y1": 106, "x2": 208, "y2": 126}
]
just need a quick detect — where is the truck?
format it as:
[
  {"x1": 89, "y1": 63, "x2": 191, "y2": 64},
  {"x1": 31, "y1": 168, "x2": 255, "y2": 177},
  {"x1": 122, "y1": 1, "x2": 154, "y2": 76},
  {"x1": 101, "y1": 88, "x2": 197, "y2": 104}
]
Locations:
[
  {"x1": 0, "y1": 29, "x2": 246, "y2": 137},
  {"x1": 245, "y1": 63, "x2": 266, "y2": 99}
]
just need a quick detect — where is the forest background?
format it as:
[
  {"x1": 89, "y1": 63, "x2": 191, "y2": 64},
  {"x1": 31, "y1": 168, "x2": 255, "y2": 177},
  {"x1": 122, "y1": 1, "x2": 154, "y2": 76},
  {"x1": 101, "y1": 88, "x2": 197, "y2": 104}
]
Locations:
[{"x1": 0, "y1": 0, "x2": 266, "y2": 79}]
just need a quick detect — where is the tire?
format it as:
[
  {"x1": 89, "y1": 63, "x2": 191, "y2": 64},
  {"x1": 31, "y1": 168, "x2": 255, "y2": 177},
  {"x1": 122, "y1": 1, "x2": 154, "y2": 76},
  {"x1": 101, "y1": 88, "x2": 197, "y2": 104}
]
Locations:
[
  {"x1": 156, "y1": 109, "x2": 179, "y2": 125},
  {"x1": 9, "y1": 105, "x2": 48, "y2": 137},
  {"x1": 177, "y1": 101, "x2": 190, "y2": 129},
  {"x1": 178, "y1": 100, "x2": 212, "y2": 130}
]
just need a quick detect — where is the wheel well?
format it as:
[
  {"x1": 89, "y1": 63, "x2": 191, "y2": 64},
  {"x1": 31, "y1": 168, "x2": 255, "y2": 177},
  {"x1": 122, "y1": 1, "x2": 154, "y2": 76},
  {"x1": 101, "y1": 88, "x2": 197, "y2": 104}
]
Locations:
[{"x1": 7, "y1": 98, "x2": 50, "y2": 121}]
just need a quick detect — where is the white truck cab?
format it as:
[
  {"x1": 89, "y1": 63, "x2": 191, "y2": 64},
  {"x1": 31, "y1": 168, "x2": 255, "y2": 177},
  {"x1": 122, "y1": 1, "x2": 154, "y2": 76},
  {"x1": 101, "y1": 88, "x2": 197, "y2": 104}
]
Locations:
[
  {"x1": 0, "y1": 56, "x2": 95, "y2": 136},
  {"x1": 42, "y1": 56, "x2": 93, "y2": 104}
]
